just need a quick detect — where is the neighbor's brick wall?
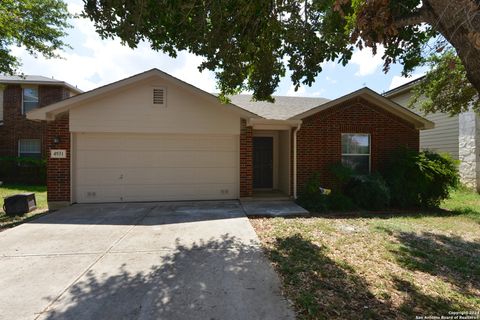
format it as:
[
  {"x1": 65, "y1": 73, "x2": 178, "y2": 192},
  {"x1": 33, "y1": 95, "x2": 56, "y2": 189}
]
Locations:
[
  {"x1": 297, "y1": 98, "x2": 419, "y2": 192},
  {"x1": 240, "y1": 119, "x2": 253, "y2": 197},
  {"x1": 0, "y1": 85, "x2": 69, "y2": 157},
  {"x1": 46, "y1": 112, "x2": 70, "y2": 202}
]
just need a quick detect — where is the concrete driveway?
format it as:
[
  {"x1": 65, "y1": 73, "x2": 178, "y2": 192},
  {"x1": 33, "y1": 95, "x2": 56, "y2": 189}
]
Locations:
[{"x1": 0, "y1": 201, "x2": 295, "y2": 320}]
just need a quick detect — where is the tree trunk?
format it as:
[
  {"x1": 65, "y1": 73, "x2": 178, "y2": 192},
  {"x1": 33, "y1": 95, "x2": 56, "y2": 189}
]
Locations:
[{"x1": 423, "y1": 0, "x2": 480, "y2": 93}]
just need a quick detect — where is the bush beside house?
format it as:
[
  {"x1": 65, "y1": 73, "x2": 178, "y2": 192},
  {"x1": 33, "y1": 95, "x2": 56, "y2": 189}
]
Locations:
[
  {"x1": 0, "y1": 157, "x2": 46, "y2": 185},
  {"x1": 297, "y1": 149, "x2": 460, "y2": 212}
]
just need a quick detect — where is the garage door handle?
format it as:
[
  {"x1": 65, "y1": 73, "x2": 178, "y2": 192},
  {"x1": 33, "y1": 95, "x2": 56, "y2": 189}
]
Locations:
[{"x1": 119, "y1": 174, "x2": 123, "y2": 179}]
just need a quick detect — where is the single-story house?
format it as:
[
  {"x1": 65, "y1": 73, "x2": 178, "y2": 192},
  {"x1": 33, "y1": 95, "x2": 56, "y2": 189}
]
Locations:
[
  {"x1": 385, "y1": 78, "x2": 480, "y2": 191},
  {"x1": 27, "y1": 69, "x2": 433, "y2": 209}
]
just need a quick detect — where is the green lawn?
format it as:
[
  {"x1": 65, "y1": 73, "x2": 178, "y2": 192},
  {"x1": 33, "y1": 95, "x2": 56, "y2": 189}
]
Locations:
[
  {"x1": 0, "y1": 184, "x2": 48, "y2": 229},
  {"x1": 251, "y1": 188, "x2": 480, "y2": 319}
]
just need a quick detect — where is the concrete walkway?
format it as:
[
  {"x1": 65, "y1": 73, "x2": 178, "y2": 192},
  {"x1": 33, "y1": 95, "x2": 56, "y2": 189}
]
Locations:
[
  {"x1": 241, "y1": 200, "x2": 309, "y2": 217},
  {"x1": 0, "y1": 201, "x2": 295, "y2": 320}
]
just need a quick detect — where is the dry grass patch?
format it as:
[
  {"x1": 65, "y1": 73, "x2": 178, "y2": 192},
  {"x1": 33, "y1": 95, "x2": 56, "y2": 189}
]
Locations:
[{"x1": 251, "y1": 189, "x2": 480, "y2": 319}]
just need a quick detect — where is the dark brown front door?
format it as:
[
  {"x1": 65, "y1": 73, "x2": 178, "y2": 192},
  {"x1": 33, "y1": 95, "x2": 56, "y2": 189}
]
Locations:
[{"x1": 253, "y1": 137, "x2": 273, "y2": 188}]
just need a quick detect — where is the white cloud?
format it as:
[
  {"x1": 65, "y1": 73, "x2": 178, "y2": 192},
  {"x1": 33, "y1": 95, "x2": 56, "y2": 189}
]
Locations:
[
  {"x1": 325, "y1": 76, "x2": 337, "y2": 84},
  {"x1": 388, "y1": 73, "x2": 425, "y2": 90},
  {"x1": 350, "y1": 47, "x2": 385, "y2": 76},
  {"x1": 11, "y1": 0, "x2": 217, "y2": 93}
]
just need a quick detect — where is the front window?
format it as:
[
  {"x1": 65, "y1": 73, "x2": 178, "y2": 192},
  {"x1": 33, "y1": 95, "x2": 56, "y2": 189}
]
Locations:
[
  {"x1": 23, "y1": 87, "x2": 39, "y2": 114},
  {"x1": 18, "y1": 139, "x2": 41, "y2": 158},
  {"x1": 341, "y1": 133, "x2": 370, "y2": 174}
]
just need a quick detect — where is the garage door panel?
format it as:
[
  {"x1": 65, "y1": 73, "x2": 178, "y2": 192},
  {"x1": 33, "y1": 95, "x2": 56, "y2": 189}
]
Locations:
[
  {"x1": 76, "y1": 167, "x2": 236, "y2": 185},
  {"x1": 76, "y1": 133, "x2": 236, "y2": 151},
  {"x1": 77, "y1": 183, "x2": 237, "y2": 203},
  {"x1": 122, "y1": 184, "x2": 237, "y2": 202},
  {"x1": 74, "y1": 133, "x2": 239, "y2": 203},
  {"x1": 77, "y1": 151, "x2": 236, "y2": 168}
]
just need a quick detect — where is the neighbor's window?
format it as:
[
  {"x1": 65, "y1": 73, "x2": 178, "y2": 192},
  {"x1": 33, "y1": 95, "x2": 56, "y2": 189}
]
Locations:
[
  {"x1": 22, "y1": 87, "x2": 39, "y2": 114},
  {"x1": 341, "y1": 133, "x2": 370, "y2": 174},
  {"x1": 18, "y1": 139, "x2": 41, "y2": 158}
]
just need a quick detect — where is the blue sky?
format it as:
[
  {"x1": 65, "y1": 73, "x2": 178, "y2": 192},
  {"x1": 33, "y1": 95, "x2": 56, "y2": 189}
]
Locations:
[{"x1": 12, "y1": 0, "x2": 425, "y2": 99}]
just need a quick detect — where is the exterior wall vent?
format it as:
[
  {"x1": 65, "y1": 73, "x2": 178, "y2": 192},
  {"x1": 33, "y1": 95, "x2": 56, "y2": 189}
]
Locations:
[{"x1": 153, "y1": 87, "x2": 166, "y2": 106}]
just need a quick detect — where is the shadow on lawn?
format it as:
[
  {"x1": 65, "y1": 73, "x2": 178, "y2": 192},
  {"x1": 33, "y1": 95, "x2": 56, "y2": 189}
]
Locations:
[
  {"x1": 386, "y1": 229, "x2": 480, "y2": 296},
  {"x1": 264, "y1": 234, "x2": 476, "y2": 320},
  {"x1": 41, "y1": 235, "x2": 293, "y2": 320}
]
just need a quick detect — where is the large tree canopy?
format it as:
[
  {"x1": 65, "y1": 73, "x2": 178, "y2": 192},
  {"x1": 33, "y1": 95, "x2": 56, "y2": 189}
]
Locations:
[
  {"x1": 0, "y1": 0, "x2": 71, "y2": 75},
  {"x1": 83, "y1": 0, "x2": 480, "y2": 102}
]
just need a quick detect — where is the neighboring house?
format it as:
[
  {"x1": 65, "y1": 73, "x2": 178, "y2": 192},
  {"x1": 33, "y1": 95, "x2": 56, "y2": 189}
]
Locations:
[
  {"x1": 27, "y1": 69, "x2": 432, "y2": 209},
  {"x1": 384, "y1": 78, "x2": 480, "y2": 191},
  {"x1": 0, "y1": 75, "x2": 82, "y2": 159}
]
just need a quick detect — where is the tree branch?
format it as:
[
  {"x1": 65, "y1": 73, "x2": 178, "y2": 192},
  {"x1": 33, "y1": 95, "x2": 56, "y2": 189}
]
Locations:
[{"x1": 392, "y1": 7, "x2": 432, "y2": 28}]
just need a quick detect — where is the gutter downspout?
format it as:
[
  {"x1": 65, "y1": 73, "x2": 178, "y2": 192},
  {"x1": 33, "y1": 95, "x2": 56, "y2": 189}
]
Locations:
[{"x1": 293, "y1": 122, "x2": 302, "y2": 199}]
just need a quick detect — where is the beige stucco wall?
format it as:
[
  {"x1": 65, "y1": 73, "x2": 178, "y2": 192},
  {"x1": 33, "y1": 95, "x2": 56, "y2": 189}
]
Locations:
[{"x1": 69, "y1": 77, "x2": 242, "y2": 135}]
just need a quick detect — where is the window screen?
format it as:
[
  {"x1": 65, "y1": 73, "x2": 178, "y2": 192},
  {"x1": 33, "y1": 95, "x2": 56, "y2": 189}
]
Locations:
[
  {"x1": 23, "y1": 88, "x2": 39, "y2": 113},
  {"x1": 341, "y1": 134, "x2": 370, "y2": 174},
  {"x1": 19, "y1": 139, "x2": 41, "y2": 158}
]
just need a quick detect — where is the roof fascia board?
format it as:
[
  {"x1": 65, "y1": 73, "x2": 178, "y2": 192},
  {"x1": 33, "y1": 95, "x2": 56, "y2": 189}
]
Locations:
[{"x1": 247, "y1": 118, "x2": 302, "y2": 130}]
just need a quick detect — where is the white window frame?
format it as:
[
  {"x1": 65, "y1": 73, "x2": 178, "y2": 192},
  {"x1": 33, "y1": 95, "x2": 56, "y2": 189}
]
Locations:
[
  {"x1": 22, "y1": 86, "x2": 39, "y2": 114},
  {"x1": 18, "y1": 139, "x2": 42, "y2": 158},
  {"x1": 341, "y1": 133, "x2": 371, "y2": 173}
]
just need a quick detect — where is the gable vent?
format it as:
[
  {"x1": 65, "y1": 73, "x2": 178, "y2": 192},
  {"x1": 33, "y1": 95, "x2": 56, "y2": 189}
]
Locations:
[{"x1": 153, "y1": 88, "x2": 166, "y2": 106}]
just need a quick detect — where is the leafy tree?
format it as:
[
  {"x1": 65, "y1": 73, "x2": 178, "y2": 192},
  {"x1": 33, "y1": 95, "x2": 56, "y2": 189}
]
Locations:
[
  {"x1": 339, "y1": 0, "x2": 480, "y2": 92},
  {"x1": 409, "y1": 49, "x2": 480, "y2": 116},
  {"x1": 0, "y1": 0, "x2": 71, "y2": 75},
  {"x1": 82, "y1": 0, "x2": 479, "y2": 101}
]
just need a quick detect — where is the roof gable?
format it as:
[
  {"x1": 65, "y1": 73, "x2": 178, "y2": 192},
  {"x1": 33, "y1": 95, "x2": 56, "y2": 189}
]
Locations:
[
  {"x1": 27, "y1": 69, "x2": 258, "y2": 121},
  {"x1": 290, "y1": 88, "x2": 433, "y2": 130}
]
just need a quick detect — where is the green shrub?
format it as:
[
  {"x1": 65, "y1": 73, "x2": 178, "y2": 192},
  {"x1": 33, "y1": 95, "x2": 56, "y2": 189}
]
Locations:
[
  {"x1": 343, "y1": 174, "x2": 390, "y2": 210},
  {"x1": 297, "y1": 172, "x2": 328, "y2": 212},
  {"x1": 382, "y1": 149, "x2": 459, "y2": 208},
  {"x1": 326, "y1": 191, "x2": 356, "y2": 211},
  {"x1": 0, "y1": 157, "x2": 46, "y2": 185},
  {"x1": 297, "y1": 172, "x2": 356, "y2": 212},
  {"x1": 330, "y1": 163, "x2": 354, "y2": 185}
]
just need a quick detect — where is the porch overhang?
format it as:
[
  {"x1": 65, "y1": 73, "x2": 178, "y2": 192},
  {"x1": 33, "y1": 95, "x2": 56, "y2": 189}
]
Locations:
[{"x1": 247, "y1": 118, "x2": 302, "y2": 130}]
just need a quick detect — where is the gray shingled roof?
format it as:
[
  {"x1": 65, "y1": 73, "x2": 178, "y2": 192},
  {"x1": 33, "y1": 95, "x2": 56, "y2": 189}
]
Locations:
[
  {"x1": 0, "y1": 75, "x2": 82, "y2": 93},
  {"x1": 229, "y1": 94, "x2": 330, "y2": 120}
]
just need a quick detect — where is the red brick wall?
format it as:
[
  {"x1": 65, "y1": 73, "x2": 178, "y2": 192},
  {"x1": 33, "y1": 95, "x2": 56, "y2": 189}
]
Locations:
[
  {"x1": 46, "y1": 113, "x2": 70, "y2": 202},
  {"x1": 240, "y1": 119, "x2": 253, "y2": 197},
  {"x1": 0, "y1": 85, "x2": 69, "y2": 157},
  {"x1": 296, "y1": 98, "x2": 419, "y2": 192}
]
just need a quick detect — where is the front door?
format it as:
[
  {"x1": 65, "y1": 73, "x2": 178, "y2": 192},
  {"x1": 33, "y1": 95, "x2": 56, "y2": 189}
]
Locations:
[{"x1": 253, "y1": 137, "x2": 273, "y2": 188}]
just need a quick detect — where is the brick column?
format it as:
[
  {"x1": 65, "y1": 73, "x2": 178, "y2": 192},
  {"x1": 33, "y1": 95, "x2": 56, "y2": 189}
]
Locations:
[
  {"x1": 240, "y1": 119, "x2": 253, "y2": 197},
  {"x1": 46, "y1": 112, "x2": 71, "y2": 209}
]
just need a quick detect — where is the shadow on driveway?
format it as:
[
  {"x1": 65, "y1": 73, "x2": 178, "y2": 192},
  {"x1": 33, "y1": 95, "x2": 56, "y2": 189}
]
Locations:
[{"x1": 40, "y1": 235, "x2": 294, "y2": 320}]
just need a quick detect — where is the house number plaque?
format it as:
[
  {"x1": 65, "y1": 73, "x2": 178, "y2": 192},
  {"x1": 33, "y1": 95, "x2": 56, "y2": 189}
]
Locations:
[{"x1": 50, "y1": 149, "x2": 67, "y2": 158}]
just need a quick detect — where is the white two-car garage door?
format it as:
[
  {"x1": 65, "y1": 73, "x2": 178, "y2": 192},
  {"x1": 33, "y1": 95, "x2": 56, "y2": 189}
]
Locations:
[{"x1": 74, "y1": 133, "x2": 239, "y2": 203}]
